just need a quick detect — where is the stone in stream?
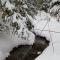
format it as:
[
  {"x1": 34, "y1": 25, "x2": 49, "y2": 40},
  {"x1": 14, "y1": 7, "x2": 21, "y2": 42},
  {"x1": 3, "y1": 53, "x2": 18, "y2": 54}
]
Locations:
[{"x1": 5, "y1": 35, "x2": 49, "y2": 60}]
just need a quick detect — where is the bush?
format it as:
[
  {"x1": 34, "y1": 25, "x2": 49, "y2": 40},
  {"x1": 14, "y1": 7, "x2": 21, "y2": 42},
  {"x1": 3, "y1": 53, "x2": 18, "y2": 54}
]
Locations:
[
  {"x1": 32, "y1": 0, "x2": 44, "y2": 9},
  {"x1": 26, "y1": 20, "x2": 34, "y2": 30}
]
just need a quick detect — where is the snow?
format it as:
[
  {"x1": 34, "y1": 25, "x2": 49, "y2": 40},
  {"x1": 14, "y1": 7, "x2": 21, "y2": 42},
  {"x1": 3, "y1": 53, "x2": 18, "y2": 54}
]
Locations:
[
  {"x1": 37, "y1": 51, "x2": 41, "y2": 55},
  {"x1": 0, "y1": 12, "x2": 35, "y2": 60},
  {"x1": 0, "y1": 28, "x2": 35, "y2": 60},
  {"x1": 50, "y1": 5, "x2": 60, "y2": 13},
  {"x1": 1, "y1": 0, "x2": 8, "y2": 5},
  {"x1": 5, "y1": 1, "x2": 15, "y2": 10},
  {"x1": 1, "y1": 0, "x2": 15, "y2": 10},
  {"x1": 23, "y1": 4, "x2": 28, "y2": 8},
  {"x1": 0, "y1": 0, "x2": 60, "y2": 60},
  {"x1": 51, "y1": 0, "x2": 60, "y2": 3},
  {"x1": 34, "y1": 11, "x2": 60, "y2": 60}
]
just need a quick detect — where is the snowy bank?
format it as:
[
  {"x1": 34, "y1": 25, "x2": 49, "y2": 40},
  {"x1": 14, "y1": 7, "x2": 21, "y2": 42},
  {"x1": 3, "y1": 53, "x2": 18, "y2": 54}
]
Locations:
[{"x1": 34, "y1": 11, "x2": 60, "y2": 60}]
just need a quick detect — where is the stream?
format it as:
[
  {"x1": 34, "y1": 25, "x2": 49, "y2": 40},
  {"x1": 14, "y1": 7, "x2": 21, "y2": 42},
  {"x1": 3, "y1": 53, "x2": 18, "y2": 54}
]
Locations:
[{"x1": 5, "y1": 35, "x2": 49, "y2": 60}]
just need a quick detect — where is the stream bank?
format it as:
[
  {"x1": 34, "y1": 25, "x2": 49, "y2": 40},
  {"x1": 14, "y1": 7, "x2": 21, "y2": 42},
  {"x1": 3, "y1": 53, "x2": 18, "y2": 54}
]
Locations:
[{"x1": 5, "y1": 35, "x2": 49, "y2": 60}]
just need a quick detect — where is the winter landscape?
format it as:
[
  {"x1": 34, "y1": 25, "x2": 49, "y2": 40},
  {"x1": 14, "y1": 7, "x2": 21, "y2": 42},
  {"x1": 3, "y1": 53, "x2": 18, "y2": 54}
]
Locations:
[{"x1": 0, "y1": 0, "x2": 60, "y2": 60}]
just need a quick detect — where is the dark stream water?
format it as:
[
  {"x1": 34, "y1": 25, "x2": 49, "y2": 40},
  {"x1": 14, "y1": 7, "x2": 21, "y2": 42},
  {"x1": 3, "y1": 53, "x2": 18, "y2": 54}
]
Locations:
[{"x1": 5, "y1": 35, "x2": 49, "y2": 60}]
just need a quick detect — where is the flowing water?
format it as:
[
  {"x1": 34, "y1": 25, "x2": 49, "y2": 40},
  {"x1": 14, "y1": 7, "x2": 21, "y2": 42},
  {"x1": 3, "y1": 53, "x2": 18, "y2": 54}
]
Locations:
[{"x1": 5, "y1": 35, "x2": 49, "y2": 60}]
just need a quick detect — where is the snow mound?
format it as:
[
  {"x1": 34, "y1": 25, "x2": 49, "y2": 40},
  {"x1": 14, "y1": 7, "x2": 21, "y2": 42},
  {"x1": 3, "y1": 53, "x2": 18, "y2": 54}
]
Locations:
[{"x1": 34, "y1": 11, "x2": 60, "y2": 60}]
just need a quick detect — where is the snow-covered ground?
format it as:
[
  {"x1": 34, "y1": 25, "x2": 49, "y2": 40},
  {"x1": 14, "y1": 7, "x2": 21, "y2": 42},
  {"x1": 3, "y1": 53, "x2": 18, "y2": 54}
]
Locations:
[
  {"x1": 0, "y1": 0, "x2": 60, "y2": 60},
  {"x1": 34, "y1": 11, "x2": 60, "y2": 60},
  {"x1": 0, "y1": 0, "x2": 35, "y2": 60}
]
